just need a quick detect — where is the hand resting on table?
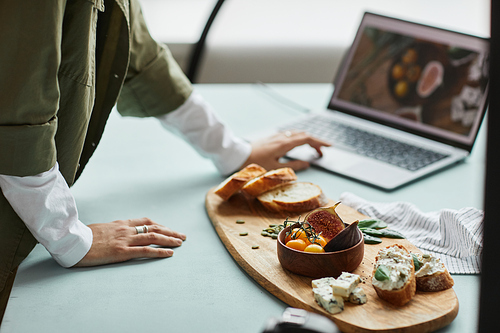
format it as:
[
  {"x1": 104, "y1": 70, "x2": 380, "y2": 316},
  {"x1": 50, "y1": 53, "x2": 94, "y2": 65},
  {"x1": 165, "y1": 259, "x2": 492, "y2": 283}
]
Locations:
[
  {"x1": 75, "y1": 217, "x2": 186, "y2": 267},
  {"x1": 75, "y1": 131, "x2": 327, "y2": 267}
]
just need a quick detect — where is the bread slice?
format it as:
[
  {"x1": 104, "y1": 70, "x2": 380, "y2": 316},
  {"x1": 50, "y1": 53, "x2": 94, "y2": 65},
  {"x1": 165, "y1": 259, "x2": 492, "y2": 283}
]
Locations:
[
  {"x1": 241, "y1": 167, "x2": 297, "y2": 197},
  {"x1": 372, "y1": 244, "x2": 416, "y2": 306},
  {"x1": 416, "y1": 268, "x2": 454, "y2": 292},
  {"x1": 214, "y1": 164, "x2": 267, "y2": 200},
  {"x1": 414, "y1": 253, "x2": 454, "y2": 292},
  {"x1": 257, "y1": 182, "x2": 328, "y2": 213}
]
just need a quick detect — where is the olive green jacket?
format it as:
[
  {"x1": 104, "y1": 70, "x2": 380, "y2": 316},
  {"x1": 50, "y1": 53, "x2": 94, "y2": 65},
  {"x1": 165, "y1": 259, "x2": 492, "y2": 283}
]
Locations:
[{"x1": 0, "y1": 0, "x2": 192, "y2": 292}]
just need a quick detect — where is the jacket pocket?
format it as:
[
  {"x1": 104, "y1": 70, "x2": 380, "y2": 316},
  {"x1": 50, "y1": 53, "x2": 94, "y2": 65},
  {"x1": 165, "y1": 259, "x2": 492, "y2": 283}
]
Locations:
[
  {"x1": 87, "y1": 0, "x2": 105, "y2": 12},
  {"x1": 59, "y1": 0, "x2": 101, "y2": 87}
]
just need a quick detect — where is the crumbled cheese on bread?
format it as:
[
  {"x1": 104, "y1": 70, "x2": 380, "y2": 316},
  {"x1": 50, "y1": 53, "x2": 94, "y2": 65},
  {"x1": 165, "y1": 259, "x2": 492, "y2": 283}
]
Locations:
[
  {"x1": 414, "y1": 252, "x2": 454, "y2": 292},
  {"x1": 415, "y1": 253, "x2": 446, "y2": 278},
  {"x1": 372, "y1": 245, "x2": 413, "y2": 291}
]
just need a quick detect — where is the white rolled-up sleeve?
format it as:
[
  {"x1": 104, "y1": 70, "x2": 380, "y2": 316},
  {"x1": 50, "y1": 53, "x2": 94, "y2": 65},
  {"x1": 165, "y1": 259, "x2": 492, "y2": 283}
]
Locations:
[
  {"x1": 0, "y1": 162, "x2": 92, "y2": 267},
  {"x1": 156, "y1": 91, "x2": 252, "y2": 175}
]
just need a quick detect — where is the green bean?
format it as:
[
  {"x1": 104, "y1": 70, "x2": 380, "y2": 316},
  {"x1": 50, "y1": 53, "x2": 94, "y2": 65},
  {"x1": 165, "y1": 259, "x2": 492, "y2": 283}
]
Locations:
[
  {"x1": 358, "y1": 218, "x2": 388, "y2": 230},
  {"x1": 360, "y1": 227, "x2": 384, "y2": 237},
  {"x1": 362, "y1": 233, "x2": 382, "y2": 244},
  {"x1": 380, "y1": 229, "x2": 406, "y2": 239}
]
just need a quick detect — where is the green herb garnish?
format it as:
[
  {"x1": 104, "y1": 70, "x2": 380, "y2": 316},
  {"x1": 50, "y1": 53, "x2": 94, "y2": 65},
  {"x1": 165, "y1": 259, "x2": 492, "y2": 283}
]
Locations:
[
  {"x1": 375, "y1": 265, "x2": 390, "y2": 281},
  {"x1": 412, "y1": 253, "x2": 422, "y2": 271}
]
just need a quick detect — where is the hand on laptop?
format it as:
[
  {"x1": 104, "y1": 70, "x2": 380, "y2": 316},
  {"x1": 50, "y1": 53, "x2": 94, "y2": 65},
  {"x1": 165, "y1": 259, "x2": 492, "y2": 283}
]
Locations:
[{"x1": 243, "y1": 131, "x2": 331, "y2": 171}]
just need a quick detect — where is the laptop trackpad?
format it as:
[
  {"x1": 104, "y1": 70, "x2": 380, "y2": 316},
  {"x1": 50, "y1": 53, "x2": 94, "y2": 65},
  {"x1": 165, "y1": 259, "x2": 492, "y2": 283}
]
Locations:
[
  {"x1": 287, "y1": 145, "x2": 409, "y2": 188},
  {"x1": 287, "y1": 145, "x2": 363, "y2": 171}
]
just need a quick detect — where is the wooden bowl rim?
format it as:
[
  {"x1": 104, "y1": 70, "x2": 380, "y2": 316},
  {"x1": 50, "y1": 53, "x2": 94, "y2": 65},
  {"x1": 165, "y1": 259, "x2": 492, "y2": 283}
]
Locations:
[{"x1": 277, "y1": 223, "x2": 364, "y2": 256}]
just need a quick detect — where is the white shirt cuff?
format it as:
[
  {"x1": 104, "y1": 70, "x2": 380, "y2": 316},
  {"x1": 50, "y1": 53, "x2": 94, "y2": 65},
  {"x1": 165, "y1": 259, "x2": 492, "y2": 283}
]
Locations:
[
  {"x1": 0, "y1": 163, "x2": 92, "y2": 267},
  {"x1": 156, "y1": 91, "x2": 251, "y2": 175}
]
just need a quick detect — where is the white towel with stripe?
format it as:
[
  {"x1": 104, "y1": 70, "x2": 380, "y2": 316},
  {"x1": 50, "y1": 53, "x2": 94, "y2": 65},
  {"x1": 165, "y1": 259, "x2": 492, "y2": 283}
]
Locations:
[{"x1": 339, "y1": 192, "x2": 483, "y2": 274}]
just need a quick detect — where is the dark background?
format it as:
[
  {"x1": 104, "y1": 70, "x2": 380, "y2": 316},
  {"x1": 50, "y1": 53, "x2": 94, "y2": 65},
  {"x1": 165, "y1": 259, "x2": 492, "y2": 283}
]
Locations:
[{"x1": 478, "y1": 1, "x2": 499, "y2": 331}]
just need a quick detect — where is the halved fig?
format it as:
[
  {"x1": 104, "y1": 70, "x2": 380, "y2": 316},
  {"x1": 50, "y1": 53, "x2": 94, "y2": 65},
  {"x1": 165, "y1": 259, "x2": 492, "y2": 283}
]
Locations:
[
  {"x1": 417, "y1": 60, "x2": 444, "y2": 98},
  {"x1": 323, "y1": 221, "x2": 362, "y2": 252},
  {"x1": 304, "y1": 202, "x2": 345, "y2": 241}
]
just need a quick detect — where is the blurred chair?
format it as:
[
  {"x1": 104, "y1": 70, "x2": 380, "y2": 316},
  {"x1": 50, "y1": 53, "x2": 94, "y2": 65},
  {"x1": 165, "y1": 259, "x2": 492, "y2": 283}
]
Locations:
[{"x1": 186, "y1": 0, "x2": 226, "y2": 83}]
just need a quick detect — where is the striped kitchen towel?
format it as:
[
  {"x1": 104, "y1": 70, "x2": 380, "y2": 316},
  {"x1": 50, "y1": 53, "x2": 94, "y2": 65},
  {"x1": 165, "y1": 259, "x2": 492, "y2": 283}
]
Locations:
[{"x1": 339, "y1": 192, "x2": 483, "y2": 274}]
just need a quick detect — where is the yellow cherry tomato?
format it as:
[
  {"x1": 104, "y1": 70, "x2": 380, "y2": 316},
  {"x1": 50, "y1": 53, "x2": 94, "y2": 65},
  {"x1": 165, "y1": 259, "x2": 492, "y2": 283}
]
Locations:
[
  {"x1": 406, "y1": 64, "x2": 421, "y2": 82},
  {"x1": 285, "y1": 228, "x2": 309, "y2": 243},
  {"x1": 285, "y1": 239, "x2": 308, "y2": 251},
  {"x1": 304, "y1": 244, "x2": 325, "y2": 253},
  {"x1": 311, "y1": 235, "x2": 328, "y2": 247},
  {"x1": 391, "y1": 63, "x2": 406, "y2": 80},
  {"x1": 402, "y1": 48, "x2": 418, "y2": 64},
  {"x1": 394, "y1": 80, "x2": 409, "y2": 98}
]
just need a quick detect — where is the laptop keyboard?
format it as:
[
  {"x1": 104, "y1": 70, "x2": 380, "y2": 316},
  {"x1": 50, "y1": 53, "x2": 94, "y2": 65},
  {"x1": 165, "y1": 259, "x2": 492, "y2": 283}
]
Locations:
[{"x1": 279, "y1": 115, "x2": 450, "y2": 171}]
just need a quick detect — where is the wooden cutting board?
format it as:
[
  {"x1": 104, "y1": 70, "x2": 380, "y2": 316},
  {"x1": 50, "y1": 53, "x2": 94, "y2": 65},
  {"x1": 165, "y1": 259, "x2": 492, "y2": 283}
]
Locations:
[{"x1": 205, "y1": 189, "x2": 459, "y2": 333}]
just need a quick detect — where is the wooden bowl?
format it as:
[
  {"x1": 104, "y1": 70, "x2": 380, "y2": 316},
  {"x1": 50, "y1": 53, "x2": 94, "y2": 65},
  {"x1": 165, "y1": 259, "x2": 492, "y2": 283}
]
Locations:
[{"x1": 277, "y1": 225, "x2": 364, "y2": 278}]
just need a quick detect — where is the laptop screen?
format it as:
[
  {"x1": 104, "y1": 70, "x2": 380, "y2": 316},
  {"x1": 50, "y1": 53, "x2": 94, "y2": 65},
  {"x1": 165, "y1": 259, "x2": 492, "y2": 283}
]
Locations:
[{"x1": 328, "y1": 12, "x2": 490, "y2": 151}]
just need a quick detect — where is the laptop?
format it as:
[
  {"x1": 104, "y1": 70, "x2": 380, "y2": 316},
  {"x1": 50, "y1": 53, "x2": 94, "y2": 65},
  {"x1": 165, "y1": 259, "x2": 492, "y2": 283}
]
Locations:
[{"x1": 277, "y1": 12, "x2": 490, "y2": 191}]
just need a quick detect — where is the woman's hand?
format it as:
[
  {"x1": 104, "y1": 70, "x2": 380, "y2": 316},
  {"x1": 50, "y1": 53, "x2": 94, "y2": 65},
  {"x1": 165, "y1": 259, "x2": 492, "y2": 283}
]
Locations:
[
  {"x1": 75, "y1": 217, "x2": 186, "y2": 267},
  {"x1": 244, "y1": 131, "x2": 331, "y2": 171}
]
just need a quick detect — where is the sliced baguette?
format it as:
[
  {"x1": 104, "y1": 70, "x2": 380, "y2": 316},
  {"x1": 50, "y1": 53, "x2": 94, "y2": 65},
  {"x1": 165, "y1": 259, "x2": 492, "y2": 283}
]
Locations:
[
  {"x1": 372, "y1": 244, "x2": 416, "y2": 306},
  {"x1": 214, "y1": 164, "x2": 267, "y2": 200},
  {"x1": 414, "y1": 253, "x2": 454, "y2": 292},
  {"x1": 241, "y1": 167, "x2": 297, "y2": 197},
  {"x1": 416, "y1": 268, "x2": 454, "y2": 292},
  {"x1": 257, "y1": 182, "x2": 328, "y2": 213}
]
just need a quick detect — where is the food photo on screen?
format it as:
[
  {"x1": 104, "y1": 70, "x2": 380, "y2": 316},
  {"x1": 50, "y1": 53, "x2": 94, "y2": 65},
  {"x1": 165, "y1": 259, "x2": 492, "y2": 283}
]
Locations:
[{"x1": 336, "y1": 26, "x2": 489, "y2": 138}]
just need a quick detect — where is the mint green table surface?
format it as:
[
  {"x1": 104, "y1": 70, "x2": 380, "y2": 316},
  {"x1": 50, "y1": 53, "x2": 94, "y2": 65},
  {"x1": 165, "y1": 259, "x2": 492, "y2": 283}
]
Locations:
[{"x1": 1, "y1": 84, "x2": 484, "y2": 333}]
